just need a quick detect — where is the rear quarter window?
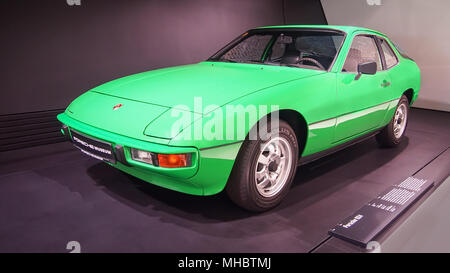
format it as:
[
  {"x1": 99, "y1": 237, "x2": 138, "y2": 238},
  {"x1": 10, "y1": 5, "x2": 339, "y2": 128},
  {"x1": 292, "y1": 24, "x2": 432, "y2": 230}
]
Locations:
[
  {"x1": 379, "y1": 38, "x2": 398, "y2": 69},
  {"x1": 391, "y1": 40, "x2": 413, "y2": 60}
]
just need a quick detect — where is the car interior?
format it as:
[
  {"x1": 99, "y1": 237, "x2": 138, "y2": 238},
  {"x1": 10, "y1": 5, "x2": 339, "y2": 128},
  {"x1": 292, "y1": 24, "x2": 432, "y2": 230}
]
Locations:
[{"x1": 266, "y1": 33, "x2": 341, "y2": 70}]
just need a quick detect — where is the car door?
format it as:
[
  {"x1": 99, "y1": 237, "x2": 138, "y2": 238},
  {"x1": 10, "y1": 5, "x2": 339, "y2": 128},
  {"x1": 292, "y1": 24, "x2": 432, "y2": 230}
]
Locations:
[
  {"x1": 377, "y1": 36, "x2": 400, "y2": 94},
  {"x1": 334, "y1": 34, "x2": 392, "y2": 142}
]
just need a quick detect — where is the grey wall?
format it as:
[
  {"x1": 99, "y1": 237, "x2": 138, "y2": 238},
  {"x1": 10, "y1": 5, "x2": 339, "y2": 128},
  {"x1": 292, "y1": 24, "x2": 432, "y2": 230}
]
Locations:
[
  {"x1": 321, "y1": 0, "x2": 450, "y2": 112},
  {"x1": 1, "y1": 0, "x2": 286, "y2": 115}
]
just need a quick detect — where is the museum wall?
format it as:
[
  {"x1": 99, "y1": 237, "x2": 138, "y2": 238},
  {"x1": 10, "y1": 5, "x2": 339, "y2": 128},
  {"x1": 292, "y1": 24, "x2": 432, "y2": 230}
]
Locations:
[
  {"x1": 284, "y1": 0, "x2": 327, "y2": 25},
  {"x1": 0, "y1": 0, "x2": 328, "y2": 116},
  {"x1": 321, "y1": 0, "x2": 450, "y2": 112},
  {"x1": 1, "y1": 0, "x2": 285, "y2": 115},
  {"x1": 0, "y1": 0, "x2": 332, "y2": 116},
  {"x1": 0, "y1": 0, "x2": 326, "y2": 151}
]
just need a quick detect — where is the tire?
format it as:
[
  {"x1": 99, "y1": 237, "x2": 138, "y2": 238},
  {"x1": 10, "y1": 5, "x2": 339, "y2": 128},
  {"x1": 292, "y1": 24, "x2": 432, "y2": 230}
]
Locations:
[
  {"x1": 226, "y1": 120, "x2": 299, "y2": 212},
  {"x1": 376, "y1": 95, "x2": 409, "y2": 147}
]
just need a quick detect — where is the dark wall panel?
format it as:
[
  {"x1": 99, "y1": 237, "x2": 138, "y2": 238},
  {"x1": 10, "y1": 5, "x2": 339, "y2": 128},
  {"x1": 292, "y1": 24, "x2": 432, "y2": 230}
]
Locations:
[
  {"x1": 0, "y1": 0, "x2": 327, "y2": 151},
  {"x1": 0, "y1": 0, "x2": 284, "y2": 115},
  {"x1": 283, "y1": 0, "x2": 327, "y2": 25}
]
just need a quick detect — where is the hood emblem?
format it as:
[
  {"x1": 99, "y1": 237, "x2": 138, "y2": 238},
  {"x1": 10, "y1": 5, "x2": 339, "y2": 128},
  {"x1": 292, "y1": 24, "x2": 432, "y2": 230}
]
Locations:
[{"x1": 113, "y1": 103, "x2": 123, "y2": 111}]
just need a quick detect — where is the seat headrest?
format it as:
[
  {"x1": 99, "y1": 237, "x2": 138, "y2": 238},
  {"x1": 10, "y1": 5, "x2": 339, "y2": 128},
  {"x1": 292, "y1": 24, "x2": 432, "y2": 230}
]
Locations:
[{"x1": 281, "y1": 43, "x2": 300, "y2": 64}]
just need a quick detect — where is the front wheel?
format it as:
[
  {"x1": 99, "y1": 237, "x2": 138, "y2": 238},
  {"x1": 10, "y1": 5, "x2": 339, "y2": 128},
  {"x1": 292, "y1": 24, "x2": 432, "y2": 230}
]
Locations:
[
  {"x1": 226, "y1": 120, "x2": 299, "y2": 212},
  {"x1": 376, "y1": 95, "x2": 409, "y2": 147}
]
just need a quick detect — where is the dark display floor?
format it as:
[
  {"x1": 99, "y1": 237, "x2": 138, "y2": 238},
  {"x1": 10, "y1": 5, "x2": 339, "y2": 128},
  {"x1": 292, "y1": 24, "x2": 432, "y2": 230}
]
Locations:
[{"x1": 0, "y1": 108, "x2": 449, "y2": 253}]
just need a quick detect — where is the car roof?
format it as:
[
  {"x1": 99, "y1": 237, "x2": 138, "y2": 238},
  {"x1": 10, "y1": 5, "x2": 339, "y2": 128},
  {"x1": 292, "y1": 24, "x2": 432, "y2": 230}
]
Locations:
[{"x1": 255, "y1": 25, "x2": 385, "y2": 36}]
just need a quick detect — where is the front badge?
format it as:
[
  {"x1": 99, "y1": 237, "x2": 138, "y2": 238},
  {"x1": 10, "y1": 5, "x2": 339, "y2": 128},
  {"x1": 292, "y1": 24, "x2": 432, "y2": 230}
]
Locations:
[{"x1": 113, "y1": 103, "x2": 123, "y2": 111}]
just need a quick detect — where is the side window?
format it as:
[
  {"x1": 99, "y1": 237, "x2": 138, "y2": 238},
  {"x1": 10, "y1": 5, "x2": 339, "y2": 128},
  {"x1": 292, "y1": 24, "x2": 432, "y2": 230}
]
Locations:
[
  {"x1": 379, "y1": 38, "x2": 398, "y2": 69},
  {"x1": 342, "y1": 35, "x2": 382, "y2": 73}
]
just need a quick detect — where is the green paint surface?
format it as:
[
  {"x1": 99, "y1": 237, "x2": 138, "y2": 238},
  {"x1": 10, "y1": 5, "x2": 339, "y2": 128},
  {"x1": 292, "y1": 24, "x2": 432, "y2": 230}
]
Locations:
[{"x1": 58, "y1": 25, "x2": 420, "y2": 195}]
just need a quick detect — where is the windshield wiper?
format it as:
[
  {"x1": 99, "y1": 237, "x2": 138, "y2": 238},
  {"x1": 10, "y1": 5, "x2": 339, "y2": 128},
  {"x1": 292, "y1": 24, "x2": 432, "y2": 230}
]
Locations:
[
  {"x1": 244, "y1": 60, "x2": 263, "y2": 64},
  {"x1": 210, "y1": 59, "x2": 264, "y2": 64},
  {"x1": 209, "y1": 59, "x2": 267, "y2": 65}
]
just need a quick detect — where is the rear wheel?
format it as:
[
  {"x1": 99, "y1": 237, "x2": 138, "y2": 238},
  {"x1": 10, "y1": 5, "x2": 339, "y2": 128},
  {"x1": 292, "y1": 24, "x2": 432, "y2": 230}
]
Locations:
[
  {"x1": 226, "y1": 120, "x2": 298, "y2": 212},
  {"x1": 376, "y1": 95, "x2": 409, "y2": 147}
]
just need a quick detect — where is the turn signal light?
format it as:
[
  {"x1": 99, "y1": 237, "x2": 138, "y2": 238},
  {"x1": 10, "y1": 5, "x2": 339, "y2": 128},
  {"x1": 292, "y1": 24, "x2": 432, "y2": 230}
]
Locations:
[
  {"x1": 158, "y1": 153, "x2": 191, "y2": 168},
  {"x1": 130, "y1": 148, "x2": 192, "y2": 168}
]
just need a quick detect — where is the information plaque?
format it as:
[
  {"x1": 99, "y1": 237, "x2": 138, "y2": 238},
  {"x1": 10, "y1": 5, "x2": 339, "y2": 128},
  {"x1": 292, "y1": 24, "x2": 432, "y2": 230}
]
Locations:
[{"x1": 329, "y1": 176, "x2": 434, "y2": 247}]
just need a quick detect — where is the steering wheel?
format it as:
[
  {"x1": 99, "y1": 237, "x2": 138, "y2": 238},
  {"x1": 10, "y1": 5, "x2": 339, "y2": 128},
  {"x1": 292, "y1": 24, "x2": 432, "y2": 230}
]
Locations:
[{"x1": 297, "y1": 57, "x2": 325, "y2": 70}]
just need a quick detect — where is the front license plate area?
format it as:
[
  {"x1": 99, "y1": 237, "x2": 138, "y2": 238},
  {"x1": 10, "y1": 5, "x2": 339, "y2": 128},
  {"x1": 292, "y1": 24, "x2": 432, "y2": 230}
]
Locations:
[{"x1": 71, "y1": 130, "x2": 116, "y2": 164}]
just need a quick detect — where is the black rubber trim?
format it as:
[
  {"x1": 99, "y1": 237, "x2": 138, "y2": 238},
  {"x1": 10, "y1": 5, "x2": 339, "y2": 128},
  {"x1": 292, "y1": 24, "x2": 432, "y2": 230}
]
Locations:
[
  {"x1": 62, "y1": 125, "x2": 70, "y2": 139},
  {"x1": 374, "y1": 36, "x2": 387, "y2": 70},
  {"x1": 298, "y1": 129, "x2": 381, "y2": 166},
  {"x1": 115, "y1": 144, "x2": 131, "y2": 166}
]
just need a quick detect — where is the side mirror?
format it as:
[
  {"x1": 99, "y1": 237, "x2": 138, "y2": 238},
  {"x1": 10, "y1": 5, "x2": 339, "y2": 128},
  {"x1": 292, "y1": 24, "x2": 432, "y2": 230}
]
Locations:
[{"x1": 355, "y1": 61, "x2": 377, "y2": 80}]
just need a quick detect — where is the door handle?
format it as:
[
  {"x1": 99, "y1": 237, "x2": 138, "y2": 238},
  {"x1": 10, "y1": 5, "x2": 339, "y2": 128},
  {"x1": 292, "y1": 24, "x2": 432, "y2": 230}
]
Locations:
[{"x1": 381, "y1": 81, "x2": 391, "y2": 87}]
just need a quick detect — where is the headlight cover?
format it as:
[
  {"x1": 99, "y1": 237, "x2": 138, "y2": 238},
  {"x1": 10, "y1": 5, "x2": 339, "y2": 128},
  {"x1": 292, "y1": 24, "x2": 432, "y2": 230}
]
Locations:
[{"x1": 131, "y1": 148, "x2": 156, "y2": 165}]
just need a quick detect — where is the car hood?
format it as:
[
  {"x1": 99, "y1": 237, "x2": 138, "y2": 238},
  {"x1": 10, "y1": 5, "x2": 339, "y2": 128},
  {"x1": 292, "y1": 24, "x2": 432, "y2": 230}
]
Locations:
[
  {"x1": 66, "y1": 62, "x2": 325, "y2": 141},
  {"x1": 66, "y1": 91, "x2": 170, "y2": 141},
  {"x1": 92, "y1": 62, "x2": 325, "y2": 113}
]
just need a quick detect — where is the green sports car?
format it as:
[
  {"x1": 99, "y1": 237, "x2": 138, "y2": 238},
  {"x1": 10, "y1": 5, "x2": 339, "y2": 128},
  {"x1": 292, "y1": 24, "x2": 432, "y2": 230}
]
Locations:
[{"x1": 58, "y1": 25, "x2": 420, "y2": 211}]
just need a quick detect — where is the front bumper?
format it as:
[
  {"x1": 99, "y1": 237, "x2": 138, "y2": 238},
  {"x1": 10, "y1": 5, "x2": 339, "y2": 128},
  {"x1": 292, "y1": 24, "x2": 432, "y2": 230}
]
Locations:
[{"x1": 57, "y1": 112, "x2": 238, "y2": 195}]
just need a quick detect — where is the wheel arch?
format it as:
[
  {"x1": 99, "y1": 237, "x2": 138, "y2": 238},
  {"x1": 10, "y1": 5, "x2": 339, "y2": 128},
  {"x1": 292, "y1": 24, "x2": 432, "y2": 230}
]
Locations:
[
  {"x1": 244, "y1": 109, "x2": 308, "y2": 159},
  {"x1": 277, "y1": 109, "x2": 308, "y2": 158},
  {"x1": 403, "y1": 88, "x2": 414, "y2": 105}
]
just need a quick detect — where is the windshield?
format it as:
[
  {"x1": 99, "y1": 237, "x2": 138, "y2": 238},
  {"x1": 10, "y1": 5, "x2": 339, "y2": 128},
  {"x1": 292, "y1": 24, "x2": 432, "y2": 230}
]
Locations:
[{"x1": 208, "y1": 29, "x2": 345, "y2": 71}]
